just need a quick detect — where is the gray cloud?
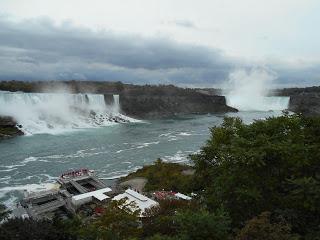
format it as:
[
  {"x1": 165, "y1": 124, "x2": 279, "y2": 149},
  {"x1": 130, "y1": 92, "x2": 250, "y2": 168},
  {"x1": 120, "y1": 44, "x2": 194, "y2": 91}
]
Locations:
[
  {"x1": 0, "y1": 16, "x2": 318, "y2": 87},
  {"x1": 0, "y1": 16, "x2": 233, "y2": 85}
]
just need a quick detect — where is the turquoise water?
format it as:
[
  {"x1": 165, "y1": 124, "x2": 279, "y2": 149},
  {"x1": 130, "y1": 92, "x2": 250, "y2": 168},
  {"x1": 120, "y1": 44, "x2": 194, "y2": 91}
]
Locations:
[{"x1": 0, "y1": 111, "x2": 283, "y2": 205}]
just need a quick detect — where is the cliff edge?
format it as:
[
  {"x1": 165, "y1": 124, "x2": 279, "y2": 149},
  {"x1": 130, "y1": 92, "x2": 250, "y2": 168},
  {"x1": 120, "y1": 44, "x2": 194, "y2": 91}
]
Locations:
[
  {"x1": 119, "y1": 92, "x2": 237, "y2": 118},
  {"x1": 277, "y1": 86, "x2": 320, "y2": 116},
  {"x1": 0, "y1": 116, "x2": 24, "y2": 140}
]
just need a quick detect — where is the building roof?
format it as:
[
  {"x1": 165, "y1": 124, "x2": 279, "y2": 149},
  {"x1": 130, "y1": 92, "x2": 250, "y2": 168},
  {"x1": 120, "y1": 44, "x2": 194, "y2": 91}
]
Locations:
[
  {"x1": 112, "y1": 189, "x2": 158, "y2": 217},
  {"x1": 72, "y1": 187, "x2": 112, "y2": 201},
  {"x1": 174, "y1": 192, "x2": 192, "y2": 200}
]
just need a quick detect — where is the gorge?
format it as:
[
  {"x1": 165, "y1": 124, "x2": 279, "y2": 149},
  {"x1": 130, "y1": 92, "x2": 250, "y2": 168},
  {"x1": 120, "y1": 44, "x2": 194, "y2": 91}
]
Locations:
[
  {"x1": 0, "y1": 80, "x2": 296, "y2": 139},
  {"x1": 0, "y1": 81, "x2": 294, "y2": 208}
]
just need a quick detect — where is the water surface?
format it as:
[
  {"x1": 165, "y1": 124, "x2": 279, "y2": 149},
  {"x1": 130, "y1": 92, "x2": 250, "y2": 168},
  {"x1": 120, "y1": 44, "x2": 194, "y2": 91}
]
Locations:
[{"x1": 0, "y1": 111, "x2": 283, "y2": 205}]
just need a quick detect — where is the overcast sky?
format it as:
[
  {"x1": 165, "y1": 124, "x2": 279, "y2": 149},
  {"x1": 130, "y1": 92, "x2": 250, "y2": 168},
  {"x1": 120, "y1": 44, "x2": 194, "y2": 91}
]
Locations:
[{"x1": 0, "y1": 0, "x2": 319, "y2": 87}]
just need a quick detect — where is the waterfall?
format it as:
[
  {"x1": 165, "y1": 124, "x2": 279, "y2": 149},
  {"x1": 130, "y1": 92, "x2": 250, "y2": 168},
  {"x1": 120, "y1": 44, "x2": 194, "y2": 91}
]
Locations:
[
  {"x1": 226, "y1": 96, "x2": 290, "y2": 111},
  {"x1": 224, "y1": 69, "x2": 290, "y2": 111},
  {"x1": 112, "y1": 94, "x2": 120, "y2": 113},
  {"x1": 0, "y1": 91, "x2": 130, "y2": 135}
]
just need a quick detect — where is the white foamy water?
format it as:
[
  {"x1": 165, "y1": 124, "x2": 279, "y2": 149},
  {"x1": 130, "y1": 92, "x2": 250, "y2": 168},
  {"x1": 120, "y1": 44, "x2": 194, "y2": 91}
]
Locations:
[
  {"x1": 225, "y1": 69, "x2": 290, "y2": 111},
  {"x1": 0, "y1": 183, "x2": 57, "y2": 200},
  {"x1": 0, "y1": 91, "x2": 134, "y2": 134},
  {"x1": 226, "y1": 96, "x2": 290, "y2": 111}
]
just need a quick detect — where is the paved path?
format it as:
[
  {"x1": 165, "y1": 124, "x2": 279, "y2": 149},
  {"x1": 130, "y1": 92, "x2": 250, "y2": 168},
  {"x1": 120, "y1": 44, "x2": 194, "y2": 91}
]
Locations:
[{"x1": 120, "y1": 177, "x2": 147, "y2": 193}]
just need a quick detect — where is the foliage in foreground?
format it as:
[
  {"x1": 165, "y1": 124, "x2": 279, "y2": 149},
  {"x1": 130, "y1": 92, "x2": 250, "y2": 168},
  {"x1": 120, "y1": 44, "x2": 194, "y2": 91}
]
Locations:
[
  {"x1": 0, "y1": 218, "x2": 75, "y2": 240},
  {"x1": 55, "y1": 199, "x2": 142, "y2": 240},
  {"x1": 192, "y1": 113, "x2": 320, "y2": 237},
  {"x1": 235, "y1": 212, "x2": 298, "y2": 240}
]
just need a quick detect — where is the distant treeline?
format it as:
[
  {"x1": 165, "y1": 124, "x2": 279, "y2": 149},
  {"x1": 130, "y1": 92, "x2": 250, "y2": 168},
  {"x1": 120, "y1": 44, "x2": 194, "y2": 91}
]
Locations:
[
  {"x1": 274, "y1": 86, "x2": 320, "y2": 96},
  {"x1": 0, "y1": 80, "x2": 221, "y2": 96}
]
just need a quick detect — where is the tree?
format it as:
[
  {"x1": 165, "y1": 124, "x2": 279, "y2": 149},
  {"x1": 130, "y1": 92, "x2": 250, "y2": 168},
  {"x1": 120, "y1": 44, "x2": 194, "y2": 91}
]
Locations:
[
  {"x1": 142, "y1": 199, "x2": 197, "y2": 238},
  {"x1": 0, "y1": 218, "x2": 75, "y2": 240},
  {"x1": 0, "y1": 204, "x2": 10, "y2": 221},
  {"x1": 173, "y1": 209, "x2": 231, "y2": 240},
  {"x1": 192, "y1": 114, "x2": 320, "y2": 236},
  {"x1": 236, "y1": 212, "x2": 298, "y2": 240},
  {"x1": 91, "y1": 199, "x2": 142, "y2": 240},
  {"x1": 142, "y1": 200, "x2": 230, "y2": 240},
  {"x1": 146, "y1": 234, "x2": 181, "y2": 240}
]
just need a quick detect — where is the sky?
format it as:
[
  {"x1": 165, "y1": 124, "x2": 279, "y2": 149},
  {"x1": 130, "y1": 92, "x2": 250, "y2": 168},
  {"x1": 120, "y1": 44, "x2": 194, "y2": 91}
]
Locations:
[{"x1": 0, "y1": 0, "x2": 319, "y2": 87}]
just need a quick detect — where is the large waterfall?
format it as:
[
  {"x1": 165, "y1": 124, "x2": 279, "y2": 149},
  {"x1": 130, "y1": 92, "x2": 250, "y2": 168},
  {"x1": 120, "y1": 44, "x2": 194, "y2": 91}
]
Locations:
[
  {"x1": 224, "y1": 69, "x2": 290, "y2": 111},
  {"x1": 0, "y1": 91, "x2": 131, "y2": 135},
  {"x1": 226, "y1": 95, "x2": 290, "y2": 111}
]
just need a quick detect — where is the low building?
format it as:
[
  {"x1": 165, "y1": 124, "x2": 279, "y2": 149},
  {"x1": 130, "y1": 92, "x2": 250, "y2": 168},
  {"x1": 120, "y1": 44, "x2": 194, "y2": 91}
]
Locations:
[
  {"x1": 113, "y1": 189, "x2": 159, "y2": 217},
  {"x1": 71, "y1": 187, "x2": 112, "y2": 207},
  {"x1": 13, "y1": 168, "x2": 113, "y2": 219}
]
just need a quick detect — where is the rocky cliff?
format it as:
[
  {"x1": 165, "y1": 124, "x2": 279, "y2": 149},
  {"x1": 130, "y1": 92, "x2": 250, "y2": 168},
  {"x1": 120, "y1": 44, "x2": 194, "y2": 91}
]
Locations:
[
  {"x1": 0, "y1": 116, "x2": 24, "y2": 140},
  {"x1": 288, "y1": 93, "x2": 320, "y2": 116},
  {"x1": 119, "y1": 93, "x2": 237, "y2": 118},
  {"x1": 277, "y1": 86, "x2": 320, "y2": 116}
]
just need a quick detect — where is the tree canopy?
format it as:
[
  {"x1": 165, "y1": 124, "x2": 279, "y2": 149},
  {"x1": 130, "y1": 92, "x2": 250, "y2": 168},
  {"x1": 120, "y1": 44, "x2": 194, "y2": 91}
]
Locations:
[{"x1": 192, "y1": 113, "x2": 320, "y2": 237}]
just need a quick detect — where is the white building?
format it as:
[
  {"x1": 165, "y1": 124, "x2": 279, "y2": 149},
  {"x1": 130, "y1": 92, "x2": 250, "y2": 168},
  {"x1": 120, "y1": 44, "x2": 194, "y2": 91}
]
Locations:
[
  {"x1": 71, "y1": 187, "x2": 112, "y2": 207},
  {"x1": 112, "y1": 189, "x2": 159, "y2": 217}
]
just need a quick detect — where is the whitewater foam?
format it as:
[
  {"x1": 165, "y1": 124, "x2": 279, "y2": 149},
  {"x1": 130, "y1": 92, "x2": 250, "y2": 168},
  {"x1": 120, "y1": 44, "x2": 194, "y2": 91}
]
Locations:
[
  {"x1": 224, "y1": 69, "x2": 290, "y2": 111},
  {"x1": 0, "y1": 182, "x2": 58, "y2": 201},
  {"x1": 0, "y1": 91, "x2": 135, "y2": 135}
]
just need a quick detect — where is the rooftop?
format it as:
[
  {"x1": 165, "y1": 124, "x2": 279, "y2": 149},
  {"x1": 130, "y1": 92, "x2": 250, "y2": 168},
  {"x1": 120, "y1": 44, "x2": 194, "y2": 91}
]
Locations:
[
  {"x1": 72, "y1": 187, "x2": 112, "y2": 202},
  {"x1": 113, "y1": 189, "x2": 158, "y2": 217}
]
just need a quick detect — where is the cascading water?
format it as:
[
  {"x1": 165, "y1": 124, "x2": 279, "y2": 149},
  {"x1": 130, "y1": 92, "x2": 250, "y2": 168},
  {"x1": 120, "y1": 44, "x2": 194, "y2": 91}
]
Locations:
[
  {"x1": 0, "y1": 91, "x2": 131, "y2": 135},
  {"x1": 112, "y1": 94, "x2": 120, "y2": 113},
  {"x1": 224, "y1": 69, "x2": 290, "y2": 111}
]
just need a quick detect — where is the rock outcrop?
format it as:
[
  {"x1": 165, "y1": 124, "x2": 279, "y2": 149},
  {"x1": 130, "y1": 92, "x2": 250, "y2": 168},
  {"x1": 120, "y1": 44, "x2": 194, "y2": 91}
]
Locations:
[
  {"x1": 119, "y1": 92, "x2": 237, "y2": 119},
  {"x1": 277, "y1": 86, "x2": 320, "y2": 116},
  {"x1": 288, "y1": 93, "x2": 320, "y2": 116},
  {"x1": 0, "y1": 116, "x2": 24, "y2": 140}
]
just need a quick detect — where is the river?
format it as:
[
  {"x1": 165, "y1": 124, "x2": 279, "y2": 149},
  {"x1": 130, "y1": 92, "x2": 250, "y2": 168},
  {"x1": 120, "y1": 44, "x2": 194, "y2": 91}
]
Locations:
[{"x1": 0, "y1": 111, "x2": 284, "y2": 206}]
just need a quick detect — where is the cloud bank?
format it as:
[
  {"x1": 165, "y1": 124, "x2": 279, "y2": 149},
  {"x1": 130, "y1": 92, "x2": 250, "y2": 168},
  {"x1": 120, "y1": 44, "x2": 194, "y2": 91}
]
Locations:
[{"x1": 0, "y1": 16, "x2": 318, "y2": 87}]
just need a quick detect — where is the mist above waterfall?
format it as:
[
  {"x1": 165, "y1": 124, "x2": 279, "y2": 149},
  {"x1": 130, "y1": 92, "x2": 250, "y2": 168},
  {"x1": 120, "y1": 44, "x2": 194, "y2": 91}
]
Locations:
[
  {"x1": 224, "y1": 69, "x2": 290, "y2": 111},
  {"x1": 0, "y1": 91, "x2": 132, "y2": 135}
]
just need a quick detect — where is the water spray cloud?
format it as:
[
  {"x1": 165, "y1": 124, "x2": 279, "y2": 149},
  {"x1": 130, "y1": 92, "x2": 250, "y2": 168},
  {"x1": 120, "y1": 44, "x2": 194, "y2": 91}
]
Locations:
[{"x1": 225, "y1": 68, "x2": 289, "y2": 111}]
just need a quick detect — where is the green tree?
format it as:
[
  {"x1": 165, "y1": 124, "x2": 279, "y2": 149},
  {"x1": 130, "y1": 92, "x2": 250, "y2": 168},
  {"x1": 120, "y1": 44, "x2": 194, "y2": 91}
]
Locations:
[
  {"x1": 142, "y1": 199, "x2": 197, "y2": 237},
  {"x1": 173, "y1": 209, "x2": 231, "y2": 240},
  {"x1": 91, "y1": 198, "x2": 142, "y2": 240},
  {"x1": 146, "y1": 234, "x2": 181, "y2": 240},
  {"x1": 192, "y1": 114, "x2": 320, "y2": 236},
  {"x1": 236, "y1": 212, "x2": 298, "y2": 240}
]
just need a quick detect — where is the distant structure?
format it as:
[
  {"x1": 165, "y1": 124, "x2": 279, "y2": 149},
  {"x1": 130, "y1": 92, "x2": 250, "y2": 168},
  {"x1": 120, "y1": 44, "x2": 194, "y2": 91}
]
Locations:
[
  {"x1": 13, "y1": 169, "x2": 112, "y2": 219},
  {"x1": 112, "y1": 189, "x2": 159, "y2": 217},
  {"x1": 153, "y1": 191, "x2": 192, "y2": 201}
]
